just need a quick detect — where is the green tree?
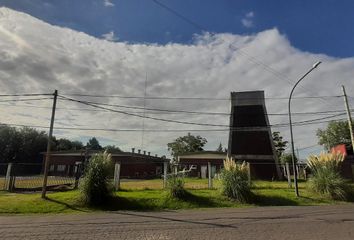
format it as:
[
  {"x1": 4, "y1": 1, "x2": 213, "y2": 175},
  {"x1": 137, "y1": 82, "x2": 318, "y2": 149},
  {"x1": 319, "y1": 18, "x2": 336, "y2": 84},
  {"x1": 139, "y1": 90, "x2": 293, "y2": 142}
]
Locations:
[
  {"x1": 316, "y1": 120, "x2": 352, "y2": 150},
  {"x1": 86, "y1": 137, "x2": 103, "y2": 150},
  {"x1": 280, "y1": 153, "x2": 298, "y2": 164},
  {"x1": 272, "y1": 131, "x2": 288, "y2": 159},
  {"x1": 55, "y1": 138, "x2": 73, "y2": 151},
  {"x1": 54, "y1": 138, "x2": 84, "y2": 151},
  {"x1": 104, "y1": 145, "x2": 122, "y2": 153},
  {"x1": 0, "y1": 125, "x2": 47, "y2": 163},
  {"x1": 0, "y1": 125, "x2": 21, "y2": 163},
  {"x1": 167, "y1": 133, "x2": 207, "y2": 161},
  {"x1": 17, "y1": 127, "x2": 48, "y2": 163},
  {"x1": 71, "y1": 140, "x2": 84, "y2": 150}
]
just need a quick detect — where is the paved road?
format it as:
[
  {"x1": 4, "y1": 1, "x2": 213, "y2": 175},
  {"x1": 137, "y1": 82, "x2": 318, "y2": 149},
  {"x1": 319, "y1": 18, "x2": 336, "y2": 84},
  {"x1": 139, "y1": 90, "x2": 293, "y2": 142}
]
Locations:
[{"x1": 0, "y1": 205, "x2": 353, "y2": 240}]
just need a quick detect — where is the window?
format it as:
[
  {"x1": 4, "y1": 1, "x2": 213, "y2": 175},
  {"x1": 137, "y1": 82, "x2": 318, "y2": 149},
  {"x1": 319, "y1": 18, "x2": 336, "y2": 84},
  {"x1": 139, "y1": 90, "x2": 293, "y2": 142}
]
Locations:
[{"x1": 57, "y1": 165, "x2": 66, "y2": 172}]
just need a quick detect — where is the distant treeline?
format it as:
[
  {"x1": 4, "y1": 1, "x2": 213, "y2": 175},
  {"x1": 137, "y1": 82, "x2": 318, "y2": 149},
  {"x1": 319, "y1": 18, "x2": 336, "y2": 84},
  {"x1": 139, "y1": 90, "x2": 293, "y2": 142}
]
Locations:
[{"x1": 0, "y1": 125, "x2": 121, "y2": 164}]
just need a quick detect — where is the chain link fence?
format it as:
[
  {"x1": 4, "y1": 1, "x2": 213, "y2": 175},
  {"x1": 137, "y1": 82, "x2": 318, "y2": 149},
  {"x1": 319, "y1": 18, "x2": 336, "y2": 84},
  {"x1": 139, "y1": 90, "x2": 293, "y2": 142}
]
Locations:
[{"x1": 0, "y1": 162, "x2": 78, "y2": 191}]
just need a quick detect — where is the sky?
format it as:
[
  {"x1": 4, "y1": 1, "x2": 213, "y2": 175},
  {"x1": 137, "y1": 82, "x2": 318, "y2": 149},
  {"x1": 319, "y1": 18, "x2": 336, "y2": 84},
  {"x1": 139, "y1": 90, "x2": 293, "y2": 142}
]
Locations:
[
  {"x1": 0, "y1": 0, "x2": 353, "y2": 159},
  {"x1": 0, "y1": 0, "x2": 353, "y2": 57}
]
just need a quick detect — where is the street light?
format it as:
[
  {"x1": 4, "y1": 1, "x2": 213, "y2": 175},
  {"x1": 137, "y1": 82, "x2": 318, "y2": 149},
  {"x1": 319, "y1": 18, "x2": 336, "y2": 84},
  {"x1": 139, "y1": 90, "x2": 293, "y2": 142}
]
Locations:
[{"x1": 288, "y1": 61, "x2": 321, "y2": 197}]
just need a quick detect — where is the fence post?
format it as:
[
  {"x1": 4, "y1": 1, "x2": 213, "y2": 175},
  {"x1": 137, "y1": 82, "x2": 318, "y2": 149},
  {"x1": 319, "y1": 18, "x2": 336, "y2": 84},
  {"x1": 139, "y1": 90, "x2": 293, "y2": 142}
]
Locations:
[
  {"x1": 74, "y1": 162, "x2": 81, "y2": 189},
  {"x1": 286, "y1": 162, "x2": 292, "y2": 188},
  {"x1": 163, "y1": 161, "x2": 168, "y2": 188},
  {"x1": 208, "y1": 162, "x2": 212, "y2": 189},
  {"x1": 247, "y1": 162, "x2": 251, "y2": 186},
  {"x1": 113, "y1": 162, "x2": 121, "y2": 191},
  {"x1": 5, "y1": 163, "x2": 13, "y2": 191},
  {"x1": 303, "y1": 167, "x2": 307, "y2": 181}
]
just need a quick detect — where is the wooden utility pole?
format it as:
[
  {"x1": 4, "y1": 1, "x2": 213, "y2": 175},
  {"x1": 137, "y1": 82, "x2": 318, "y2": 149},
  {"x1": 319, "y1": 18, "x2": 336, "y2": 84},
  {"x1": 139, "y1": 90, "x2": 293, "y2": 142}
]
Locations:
[
  {"x1": 41, "y1": 90, "x2": 58, "y2": 199},
  {"x1": 341, "y1": 85, "x2": 354, "y2": 152}
]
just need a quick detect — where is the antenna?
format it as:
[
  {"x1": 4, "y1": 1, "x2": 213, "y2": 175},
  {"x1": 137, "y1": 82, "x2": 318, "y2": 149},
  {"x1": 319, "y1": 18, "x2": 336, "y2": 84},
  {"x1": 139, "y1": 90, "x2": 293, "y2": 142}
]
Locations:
[{"x1": 141, "y1": 71, "x2": 148, "y2": 148}]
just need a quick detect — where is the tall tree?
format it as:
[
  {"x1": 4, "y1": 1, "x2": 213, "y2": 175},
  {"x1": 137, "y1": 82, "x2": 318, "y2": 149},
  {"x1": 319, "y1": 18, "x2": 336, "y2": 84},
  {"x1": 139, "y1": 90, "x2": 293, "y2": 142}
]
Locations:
[
  {"x1": 280, "y1": 152, "x2": 298, "y2": 164},
  {"x1": 86, "y1": 137, "x2": 103, "y2": 150},
  {"x1": 104, "y1": 145, "x2": 122, "y2": 153},
  {"x1": 167, "y1": 133, "x2": 207, "y2": 161},
  {"x1": 317, "y1": 120, "x2": 352, "y2": 150},
  {"x1": 54, "y1": 138, "x2": 84, "y2": 151},
  {"x1": 272, "y1": 131, "x2": 288, "y2": 159},
  {"x1": 0, "y1": 125, "x2": 47, "y2": 163},
  {"x1": 71, "y1": 140, "x2": 84, "y2": 150}
]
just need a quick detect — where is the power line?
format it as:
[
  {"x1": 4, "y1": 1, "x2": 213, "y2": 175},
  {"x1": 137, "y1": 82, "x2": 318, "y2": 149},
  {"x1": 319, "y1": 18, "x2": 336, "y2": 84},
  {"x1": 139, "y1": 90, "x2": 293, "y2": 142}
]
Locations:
[
  {"x1": 0, "y1": 117, "x2": 345, "y2": 133},
  {"x1": 58, "y1": 95, "x2": 230, "y2": 127},
  {"x1": 297, "y1": 144, "x2": 321, "y2": 151},
  {"x1": 150, "y1": 0, "x2": 337, "y2": 111},
  {"x1": 0, "y1": 102, "x2": 351, "y2": 116},
  {"x1": 59, "y1": 95, "x2": 348, "y2": 128},
  {"x1": 61, "y1": 93, "x2": 342, "y2": 100},
  {"x1": 0, "y1": 97, "x2": 52, "y2": 102},
  {"x1": 0, "y1": 93, "x2": 52, "y2": 97},
  {"x1": 151, "y1": 0, "x2": 206, "y2": 31},
  {"x1": 58, "y1": 95, "x2": 349, "y2": 116}
]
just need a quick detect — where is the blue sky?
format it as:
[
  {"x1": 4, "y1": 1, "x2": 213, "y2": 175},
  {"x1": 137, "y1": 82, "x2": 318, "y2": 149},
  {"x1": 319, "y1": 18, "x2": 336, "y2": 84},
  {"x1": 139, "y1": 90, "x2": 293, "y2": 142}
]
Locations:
[
  {"x1": 0, "y1": 1, "x2": 353, "y2": 157},
  {"x1": 1, "y1": 0, "x2": 353, "y2": 58}
]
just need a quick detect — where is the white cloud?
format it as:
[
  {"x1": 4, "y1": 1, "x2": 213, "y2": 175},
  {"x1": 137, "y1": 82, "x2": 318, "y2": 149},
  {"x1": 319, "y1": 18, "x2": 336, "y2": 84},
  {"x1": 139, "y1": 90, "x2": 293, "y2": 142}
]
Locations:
[
  {"x1": 101, "y1": 31, "x2": 118, "y2": 41},
  {"x1": 103, "y1": 0, "x2": 114, "y2": 7},
  {"x1": 242, "y1": 11, "x2": 255, "y2": 28},
  {"x1": 0, "y1": 7, "x2": 353, "y2": 158},
  {"x1": 246, "y1": 11, "x2": 254, "y2": 18}
]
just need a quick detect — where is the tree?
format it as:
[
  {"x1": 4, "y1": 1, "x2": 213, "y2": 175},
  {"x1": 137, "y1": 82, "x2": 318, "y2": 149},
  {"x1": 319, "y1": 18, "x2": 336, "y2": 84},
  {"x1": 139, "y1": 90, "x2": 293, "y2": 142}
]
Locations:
[
  {"x1": 0, "y1": 125, "x2": 47, "y2": 163},
  {"x1": 0, "y1": 125, "x2": 21, "y2": 163},
  {"x1": 71, "y1": 140, "x2": 84, "y2": 150},
  {"x1": 280, "y1": 153, "x2": 298, "y2": 165},
  {"x1": 86, "y1": 137, "x2": 103, "y2": 150},
  {"x1": 167, "y1": 133, "x2": 207, "y2": 161},
  {"x1": 272, "y1": 131, "x2": 288, "y2": 159},
  {"x1": 316, "y1": 120, "x2": 352, "y2": 150},
  {"x1": 18, "y1": 127, "x2": 48, "y2": 163},
  {"x1": 54, "y1": 138, "x2": 84, "y2": 151},
  {"x1": 55, "y1": 138, "x2": 73, "y2": 151},
  {"x1": 216, "y1": 142, "x2": 223, "y2": 152},
  {"x1": 104, "y1": 145, "x2": 122, "y2": 153}
]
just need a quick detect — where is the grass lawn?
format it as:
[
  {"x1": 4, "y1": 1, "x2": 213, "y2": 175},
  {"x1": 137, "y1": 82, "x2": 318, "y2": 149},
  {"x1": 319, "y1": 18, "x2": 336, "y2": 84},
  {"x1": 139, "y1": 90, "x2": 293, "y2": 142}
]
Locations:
[{"x1": 0, "y1": 179, "x2": 353, "y2": 214}]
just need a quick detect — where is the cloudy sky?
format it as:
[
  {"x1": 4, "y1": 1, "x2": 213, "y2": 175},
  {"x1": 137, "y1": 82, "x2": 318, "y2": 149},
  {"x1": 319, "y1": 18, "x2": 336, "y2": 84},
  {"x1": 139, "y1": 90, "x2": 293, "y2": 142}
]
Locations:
[{"x1": 0, "y1": 0, "x2": 353, "y2": 158}]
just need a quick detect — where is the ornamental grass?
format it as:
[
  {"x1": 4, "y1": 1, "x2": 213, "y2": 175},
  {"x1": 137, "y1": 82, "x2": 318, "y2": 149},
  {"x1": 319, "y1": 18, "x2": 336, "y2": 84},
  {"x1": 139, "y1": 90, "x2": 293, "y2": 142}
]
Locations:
[
  {"x1": 221, "y1": 156, "x2": 253, "y2": 203},
  {"x1": 307, "y1": 152, "x2": 348, "y2": 200}
]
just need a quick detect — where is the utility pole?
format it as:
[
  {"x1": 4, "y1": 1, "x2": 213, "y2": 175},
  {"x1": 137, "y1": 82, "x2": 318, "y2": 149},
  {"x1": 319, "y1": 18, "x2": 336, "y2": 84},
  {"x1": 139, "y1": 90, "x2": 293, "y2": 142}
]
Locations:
[
  {"x1": 341, "y1": 85, "x2": 354, "y2": 152},
  {"x1": 41, "y1": 90, "x2": 58, "y2": 199}
]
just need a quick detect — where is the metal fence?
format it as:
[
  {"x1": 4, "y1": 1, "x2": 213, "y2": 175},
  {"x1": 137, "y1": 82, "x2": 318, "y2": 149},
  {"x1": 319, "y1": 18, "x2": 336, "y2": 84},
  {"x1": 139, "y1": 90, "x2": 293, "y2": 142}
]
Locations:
[
  {"x1": 0, "y1": 162, "x2": 77, "y2": 192},
  {"x1": 0, "y1": 163, "x2": 7, "y2": 191}
]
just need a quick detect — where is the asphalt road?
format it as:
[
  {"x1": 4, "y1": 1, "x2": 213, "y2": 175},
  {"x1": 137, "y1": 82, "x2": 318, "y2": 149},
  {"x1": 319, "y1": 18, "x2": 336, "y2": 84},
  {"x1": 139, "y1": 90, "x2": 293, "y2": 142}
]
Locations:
[{"x1": 0, "y1": 205, "x2": 353, "y2": 240}]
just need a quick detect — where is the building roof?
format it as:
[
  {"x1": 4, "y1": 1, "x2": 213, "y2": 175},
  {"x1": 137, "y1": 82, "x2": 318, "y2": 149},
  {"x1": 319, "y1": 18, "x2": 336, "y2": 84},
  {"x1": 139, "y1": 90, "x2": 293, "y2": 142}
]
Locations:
[
  {"x1": 178, "y1": 151, "x2": 227, "y2": 160},
  {"x1": 42, "y1": 150, "x2": 169, "y2": 161}
]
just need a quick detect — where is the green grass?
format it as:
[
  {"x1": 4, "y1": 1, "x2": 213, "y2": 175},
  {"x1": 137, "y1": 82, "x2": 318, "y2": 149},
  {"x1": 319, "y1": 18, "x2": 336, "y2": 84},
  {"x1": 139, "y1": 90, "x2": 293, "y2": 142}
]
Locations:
[{"x1": 0, "y1": 179, "x2": 353, "y2": 214}]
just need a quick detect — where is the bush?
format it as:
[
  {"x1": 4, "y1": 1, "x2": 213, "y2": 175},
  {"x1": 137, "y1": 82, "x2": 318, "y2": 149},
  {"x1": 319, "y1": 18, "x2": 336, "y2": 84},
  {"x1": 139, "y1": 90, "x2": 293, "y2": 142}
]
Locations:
[
  {"x1": 167, "y1": 174, "x2": 187, "y2": 199},
  {"x1": 280, "y1": 153, "x2": 297, "y2": 165},
  {"x1": 220, "y1": 157, "x2": 252, "y2": 203},
  {"x1": 307, "y1": 152, "x2": 347, "y2": 200},
  {"x1": 80, "y1": 151, "x2": 114, "y2": 206}
]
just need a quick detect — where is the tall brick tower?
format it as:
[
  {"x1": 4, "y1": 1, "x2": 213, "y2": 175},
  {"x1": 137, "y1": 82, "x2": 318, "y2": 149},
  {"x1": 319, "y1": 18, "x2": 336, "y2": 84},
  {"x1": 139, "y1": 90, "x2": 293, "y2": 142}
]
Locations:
[{"x1": 228, "y1": 91, "x2": 282, "y2": 179}]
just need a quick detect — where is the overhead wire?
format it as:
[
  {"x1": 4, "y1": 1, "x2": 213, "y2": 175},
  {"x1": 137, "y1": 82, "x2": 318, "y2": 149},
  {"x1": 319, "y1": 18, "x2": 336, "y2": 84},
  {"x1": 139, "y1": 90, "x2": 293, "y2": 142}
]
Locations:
[
  {"x1": 0, "y1": 93, "x2": 53, "y2": 97},
  {"x1": 150, "y1": 0, "x2": 341, "y2": 111}
]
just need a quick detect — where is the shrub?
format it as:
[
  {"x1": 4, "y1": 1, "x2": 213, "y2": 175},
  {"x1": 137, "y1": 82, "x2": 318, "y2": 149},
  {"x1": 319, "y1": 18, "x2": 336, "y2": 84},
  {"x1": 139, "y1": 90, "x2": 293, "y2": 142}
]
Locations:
[
  {"x1": 307, "y1": 152, "x2": 347, "y2": 200},
  {"x1": 80, "y1": 151, "x2": 114, "y2": 206},
  {"x1": 167, "y1": 174, "x2": 187, "y2": 199},
  {"x1": 221, "y1": 157, "x2": 252, "y2": 203},
  {"x1": 280, "y1": 153, "x2": 297, "y2": 165}
]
